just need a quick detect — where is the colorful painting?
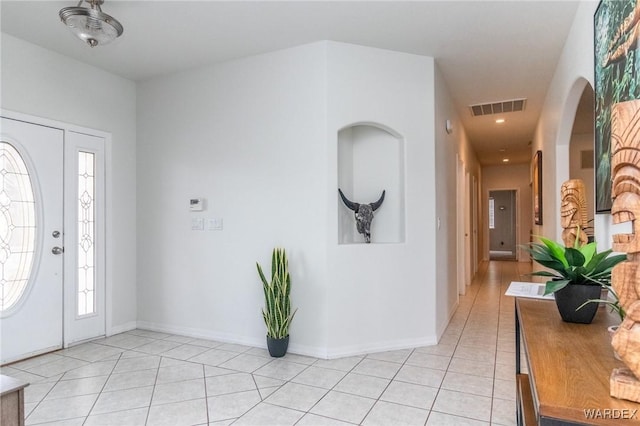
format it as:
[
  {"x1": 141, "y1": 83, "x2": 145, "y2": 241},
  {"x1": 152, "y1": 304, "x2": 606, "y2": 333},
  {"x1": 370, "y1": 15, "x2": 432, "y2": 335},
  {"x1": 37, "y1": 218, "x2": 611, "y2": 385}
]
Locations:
[{"x1": 594, "y1": 0, "x2": 640, "y2": 212}]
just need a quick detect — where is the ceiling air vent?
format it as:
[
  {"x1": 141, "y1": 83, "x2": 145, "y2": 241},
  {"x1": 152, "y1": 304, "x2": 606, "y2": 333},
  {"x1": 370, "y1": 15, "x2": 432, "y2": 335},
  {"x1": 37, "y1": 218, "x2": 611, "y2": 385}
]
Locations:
[{"x1": 470, "y1": 98, "x2": 527, "y2": 117}]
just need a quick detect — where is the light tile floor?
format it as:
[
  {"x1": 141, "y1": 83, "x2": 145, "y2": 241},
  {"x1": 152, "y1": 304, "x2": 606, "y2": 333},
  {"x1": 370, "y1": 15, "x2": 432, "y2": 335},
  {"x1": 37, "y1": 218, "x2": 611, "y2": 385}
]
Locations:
[{"x1": 1, "y1": 261, "x2": 530, "y2": 426}]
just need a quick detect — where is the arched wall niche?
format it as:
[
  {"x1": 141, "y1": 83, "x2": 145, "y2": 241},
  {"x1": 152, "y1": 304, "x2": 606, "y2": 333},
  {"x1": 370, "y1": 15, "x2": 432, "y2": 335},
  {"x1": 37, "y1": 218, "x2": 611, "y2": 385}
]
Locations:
[{"x1": 337, "y1": 122, "x2": 405, "y2": 244}]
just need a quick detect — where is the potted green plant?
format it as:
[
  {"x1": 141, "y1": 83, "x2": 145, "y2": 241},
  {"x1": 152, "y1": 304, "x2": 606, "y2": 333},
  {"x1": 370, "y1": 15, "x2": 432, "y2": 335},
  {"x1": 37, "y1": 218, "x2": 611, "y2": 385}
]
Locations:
[
  {"x1": 257, "y1": 248, "x2": 296, "y2": 357},
  {"x1": 522, "y1": 234, "x2": 626, "y2": 324}
]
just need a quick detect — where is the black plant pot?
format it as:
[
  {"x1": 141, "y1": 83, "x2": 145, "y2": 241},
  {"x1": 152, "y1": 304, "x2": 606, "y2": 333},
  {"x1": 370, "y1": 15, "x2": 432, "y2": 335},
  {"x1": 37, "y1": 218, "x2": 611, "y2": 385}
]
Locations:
[
  {"x1": 266, "y1": 335, "x2": 289, "y2": 357},
  {"x1": 554, "y1": 284, "x2": 601, "y2": 324}
]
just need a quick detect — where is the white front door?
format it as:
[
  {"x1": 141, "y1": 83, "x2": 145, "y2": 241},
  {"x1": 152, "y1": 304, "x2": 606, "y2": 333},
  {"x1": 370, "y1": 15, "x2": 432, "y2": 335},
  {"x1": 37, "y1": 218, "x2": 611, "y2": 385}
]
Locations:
[{"x1": 0, "y1": 117, "x2": 64, "y2": 364}]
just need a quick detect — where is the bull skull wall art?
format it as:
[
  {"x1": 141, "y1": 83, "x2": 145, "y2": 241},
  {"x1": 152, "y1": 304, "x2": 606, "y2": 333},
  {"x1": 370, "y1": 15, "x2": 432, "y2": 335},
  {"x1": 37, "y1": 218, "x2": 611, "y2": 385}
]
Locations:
[{"x1": 338, "y1": 189, "x2": 386, "y2": 243}]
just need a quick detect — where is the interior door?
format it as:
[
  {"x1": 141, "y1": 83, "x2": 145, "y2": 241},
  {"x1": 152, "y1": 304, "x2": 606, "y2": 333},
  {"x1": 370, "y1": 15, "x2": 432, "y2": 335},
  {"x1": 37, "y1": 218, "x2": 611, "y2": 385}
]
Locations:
[
  {"x1": 0, "y1": 117, "x2": 64, "y2": 364},
  {"x1": 456, "y1": 155, "x2": 465, "y2": 296},
  {"x1": 489, "y1": 190, "x2": 517, "y2": 260}
]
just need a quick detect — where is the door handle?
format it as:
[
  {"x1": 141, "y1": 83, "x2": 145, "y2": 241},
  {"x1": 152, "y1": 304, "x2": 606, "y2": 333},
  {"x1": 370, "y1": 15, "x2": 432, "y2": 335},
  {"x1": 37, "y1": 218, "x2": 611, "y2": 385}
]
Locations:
[{"x1": 51, "y1": 246, "x2": 64, "y2": 255}]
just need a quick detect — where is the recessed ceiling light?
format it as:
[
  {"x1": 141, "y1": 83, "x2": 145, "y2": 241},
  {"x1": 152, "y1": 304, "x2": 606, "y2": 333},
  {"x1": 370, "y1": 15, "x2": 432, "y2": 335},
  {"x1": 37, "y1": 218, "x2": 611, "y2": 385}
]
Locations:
[
  {"x1": 502, "y1": 158, "x2": 510, "y2": 163},
  {"x1": 496, "y1": 118, "x2": 506, "y2": 124}
]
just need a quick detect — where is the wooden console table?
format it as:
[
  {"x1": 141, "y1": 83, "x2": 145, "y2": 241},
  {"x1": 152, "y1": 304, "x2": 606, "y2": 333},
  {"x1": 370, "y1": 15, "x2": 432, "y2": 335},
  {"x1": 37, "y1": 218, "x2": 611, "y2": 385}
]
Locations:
[
  {"x1": 0, "y1": 374, "x2": 28, "y2": 426},
  {"x1": 516, "y1": 298, "x2": 640, "y2": 425}
]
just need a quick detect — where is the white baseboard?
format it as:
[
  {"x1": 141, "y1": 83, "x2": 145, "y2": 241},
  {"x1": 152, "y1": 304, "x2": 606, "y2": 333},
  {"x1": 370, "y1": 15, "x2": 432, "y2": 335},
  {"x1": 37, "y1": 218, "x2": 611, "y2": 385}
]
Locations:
[
  {"x1": 136, "y1": 321, "x2": 266, "y2": 348},
  {"x1": 134, "y1": 321, "x2": 438, "y2": 360},
  {"x1": 436, "y1": 300, "x2": 459, "y2": 341},
  {"x1": 107, "y1": 321, "x2": 137, "y2": 336},
  {"x1": 324, "y1": 336, "x2": 439, "y2": 359}
]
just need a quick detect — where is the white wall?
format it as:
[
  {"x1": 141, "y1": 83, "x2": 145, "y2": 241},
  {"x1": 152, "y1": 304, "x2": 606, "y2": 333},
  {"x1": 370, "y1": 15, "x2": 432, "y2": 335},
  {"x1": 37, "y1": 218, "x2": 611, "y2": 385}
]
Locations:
[
  {"x1": 325, "y1": 42, "x2": 437, "y2": 356},
  {"x1": 137, "y1": 41, "x2": 441, "y2": 358},
  {"x1": 136, "y1": 42, "x2": 329, "y2": 355},
  {"x1": 533, "y1": 1, "x2": 609, "y2": 246},
  {"x1": 434, "y1": 65, "x2": 465, "y2": 336},
  {"x1": 1, "y1": 34, "x2": 138, "y2": 333}
]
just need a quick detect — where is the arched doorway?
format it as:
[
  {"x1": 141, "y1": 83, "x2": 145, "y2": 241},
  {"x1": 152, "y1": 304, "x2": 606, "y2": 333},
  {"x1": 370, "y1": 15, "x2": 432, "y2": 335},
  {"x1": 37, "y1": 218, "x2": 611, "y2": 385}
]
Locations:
[{"x1": 568, "y1": 84, "x2": 595, "y2": 241}]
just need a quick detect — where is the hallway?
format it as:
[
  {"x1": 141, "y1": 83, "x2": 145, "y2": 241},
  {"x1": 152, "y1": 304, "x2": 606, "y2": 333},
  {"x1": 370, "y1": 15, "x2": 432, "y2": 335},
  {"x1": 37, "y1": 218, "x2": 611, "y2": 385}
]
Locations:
[{"x1": 1, "y1": 261, "x2": 530, "y2": 425}]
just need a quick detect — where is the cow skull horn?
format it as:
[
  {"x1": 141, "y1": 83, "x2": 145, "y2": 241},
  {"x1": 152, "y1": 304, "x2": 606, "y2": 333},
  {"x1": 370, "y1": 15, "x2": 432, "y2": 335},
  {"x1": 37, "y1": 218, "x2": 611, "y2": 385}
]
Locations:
[
  {"x1": 338, "y1": 188, "x2": 359, "y2": 211},
  {"x1": 338, "y1": 188, "x2": 386, "y2": 243},
  {"x1": 370, "y1": 190, "x2": 386, "y2": 211}
]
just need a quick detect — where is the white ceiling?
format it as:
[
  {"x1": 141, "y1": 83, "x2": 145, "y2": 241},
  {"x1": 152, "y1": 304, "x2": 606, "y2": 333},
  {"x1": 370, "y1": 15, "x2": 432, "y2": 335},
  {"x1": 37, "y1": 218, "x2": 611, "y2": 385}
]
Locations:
[{"x1": 1, "y1": 1, "x2": 581, "y2": 165}]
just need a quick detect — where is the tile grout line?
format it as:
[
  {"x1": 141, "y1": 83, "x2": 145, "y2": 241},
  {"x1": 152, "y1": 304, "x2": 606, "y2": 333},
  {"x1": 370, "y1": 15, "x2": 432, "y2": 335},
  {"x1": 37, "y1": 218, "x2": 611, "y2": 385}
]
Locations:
[
  {"x1": 202, "y1": 363, "x2": 210, "y2": 426},
  {"x1": 356, "y1": 347, "x2": 419, "y2": 424},
  {"x1": 489, "y1": 260, "x2": 507, "y2": 425},
  {"x1": 288, "y1": 353, "x2": 368, "y2": 425},
  {"x1": 142, "y1": 355, "x2": 161, "y2": 426},
  {"x1": 81, "y1": 350, "x2": 123, "y2": 425},
  {"x1": 426, "y1": 260, "x2": 490, "y2": 425}
]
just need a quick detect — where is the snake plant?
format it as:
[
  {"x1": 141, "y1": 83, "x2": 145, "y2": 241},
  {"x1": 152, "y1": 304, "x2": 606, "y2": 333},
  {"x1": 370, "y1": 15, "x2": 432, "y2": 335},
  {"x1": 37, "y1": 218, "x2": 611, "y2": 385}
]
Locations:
[{"x1": 257, "y1": 248, "x2": 296, "y2": 339}]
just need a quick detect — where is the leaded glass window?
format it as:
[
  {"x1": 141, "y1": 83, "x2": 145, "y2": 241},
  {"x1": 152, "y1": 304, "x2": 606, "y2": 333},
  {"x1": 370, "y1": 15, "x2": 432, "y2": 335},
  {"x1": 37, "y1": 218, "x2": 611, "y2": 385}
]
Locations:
[
  {"x1": 0, "y1": 142, "x2": 36, "y2": 313},
  {"x1": 78, "y1": 151, "x2": 95, "y2": 316}
]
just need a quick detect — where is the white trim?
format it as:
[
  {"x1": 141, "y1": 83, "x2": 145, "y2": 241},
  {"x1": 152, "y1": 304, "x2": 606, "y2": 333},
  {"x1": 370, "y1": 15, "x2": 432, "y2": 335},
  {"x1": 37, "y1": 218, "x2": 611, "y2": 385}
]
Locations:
[
  {"x1": 323, "y1": 336, "x2": 439, "y2": 360},
  {"x1": 136, "y1": 320, "x2": 266, "y2": 348},
  {"x1": 456, "y1": 154, "x2": 465, "y2": 296},
  {"x1": 436, "y1": 299, "x2": 459, "y2": 341},
  {"x1": 64, "y1": 335, "x2": 106, "y2": 349},
  {"x1": 136, "y1": 320, "x2": 439, "y2": 360},
  {"x1": 1, "y1": 345, "x2": 61, "y2": 365},
  {"x1": 106, "y1": 321, "x2": 137, "y2": 337}
]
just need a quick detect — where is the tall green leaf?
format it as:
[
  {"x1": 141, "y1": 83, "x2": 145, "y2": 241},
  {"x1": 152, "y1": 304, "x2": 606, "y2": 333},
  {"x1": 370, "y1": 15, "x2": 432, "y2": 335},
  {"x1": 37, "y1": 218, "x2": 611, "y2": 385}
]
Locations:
[
  {"x1": 564, "y1": 248, "x2": 585, "y2": 267},
  {"x1": 544, "y1": 279, "x2": 570, "y2": 295},
  {"x1": 257, "y1": 248, "x2": 297, "y2": 339},
  {"x1": 578, "y1": 242, "x2": 597, "y2": 265},
  {"x1": 539, "y1": 237, "x2": 568, "y2": 267}
]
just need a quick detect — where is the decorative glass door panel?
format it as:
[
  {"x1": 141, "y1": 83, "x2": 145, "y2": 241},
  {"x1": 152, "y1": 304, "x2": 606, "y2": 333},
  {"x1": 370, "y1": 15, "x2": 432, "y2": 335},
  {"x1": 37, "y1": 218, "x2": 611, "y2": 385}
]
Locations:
[
  {"x1": 0, "y1": 142, "x2": 37, "y2": 313},
  {"x1": 78, "y1": 151, "x2": 95, "y2": 316}
]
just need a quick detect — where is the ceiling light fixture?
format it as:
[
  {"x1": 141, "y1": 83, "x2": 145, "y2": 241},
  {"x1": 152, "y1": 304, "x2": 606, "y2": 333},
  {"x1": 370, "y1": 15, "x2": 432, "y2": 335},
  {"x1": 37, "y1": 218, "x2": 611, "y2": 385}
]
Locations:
[
  {"x1": 496, "y1": 118, "x2": 506, "y2": 124},
  {"x1": 59, "y1": 0, "x2": 123, "y2": 47},
  {"x1": 502, "y1": 158, "x2": 510, "y2": 163}
]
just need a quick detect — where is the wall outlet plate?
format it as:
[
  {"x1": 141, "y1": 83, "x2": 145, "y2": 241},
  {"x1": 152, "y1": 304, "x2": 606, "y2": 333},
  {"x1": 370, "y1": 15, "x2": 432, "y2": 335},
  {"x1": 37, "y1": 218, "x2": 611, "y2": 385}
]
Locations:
[{"x1": 191, "y1": 218, "x2": 205, "y2": 230}]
